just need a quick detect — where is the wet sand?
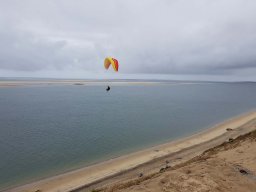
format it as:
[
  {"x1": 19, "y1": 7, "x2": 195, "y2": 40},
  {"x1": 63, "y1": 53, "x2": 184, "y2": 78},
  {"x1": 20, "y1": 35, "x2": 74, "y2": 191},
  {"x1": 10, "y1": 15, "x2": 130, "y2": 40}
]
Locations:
[{"x1": 7, "y1": 111, "x2": 256, "y2": 192}]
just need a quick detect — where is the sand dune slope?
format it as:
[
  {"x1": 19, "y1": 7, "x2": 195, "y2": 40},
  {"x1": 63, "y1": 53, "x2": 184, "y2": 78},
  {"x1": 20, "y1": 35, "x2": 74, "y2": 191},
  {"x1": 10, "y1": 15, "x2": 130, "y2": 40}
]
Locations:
[{"x1": 104, "y1": 130, "x2": 256, "y2": 192}]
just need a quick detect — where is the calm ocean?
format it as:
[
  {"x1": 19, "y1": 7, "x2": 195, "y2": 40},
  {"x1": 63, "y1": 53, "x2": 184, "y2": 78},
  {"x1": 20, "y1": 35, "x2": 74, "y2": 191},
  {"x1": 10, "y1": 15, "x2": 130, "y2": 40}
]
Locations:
[{"x1": 0, "y1": 82, "x2": 256, "y2": 190}]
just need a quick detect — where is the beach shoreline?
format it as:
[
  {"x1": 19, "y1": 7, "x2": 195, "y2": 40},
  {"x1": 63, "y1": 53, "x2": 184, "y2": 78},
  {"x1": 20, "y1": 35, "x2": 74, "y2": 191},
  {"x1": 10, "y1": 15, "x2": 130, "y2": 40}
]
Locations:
[{"x1": 7, "y1": 111, "x2": 256, "y2": 192}]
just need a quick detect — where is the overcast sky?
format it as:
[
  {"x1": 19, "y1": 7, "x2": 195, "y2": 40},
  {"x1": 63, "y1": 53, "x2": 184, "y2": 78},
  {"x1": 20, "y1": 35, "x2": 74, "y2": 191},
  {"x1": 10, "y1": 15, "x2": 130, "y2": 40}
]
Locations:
[{"x1": 0, "y1": 0, "x2": 256, "y2": 81}]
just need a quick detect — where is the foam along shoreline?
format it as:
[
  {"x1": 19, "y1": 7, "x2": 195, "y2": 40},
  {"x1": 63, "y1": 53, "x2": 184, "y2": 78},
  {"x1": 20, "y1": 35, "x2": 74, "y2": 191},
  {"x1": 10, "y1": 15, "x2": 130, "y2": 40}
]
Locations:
[{"x1": 8, "y1": 111, "x2": 256, "y2": 192}]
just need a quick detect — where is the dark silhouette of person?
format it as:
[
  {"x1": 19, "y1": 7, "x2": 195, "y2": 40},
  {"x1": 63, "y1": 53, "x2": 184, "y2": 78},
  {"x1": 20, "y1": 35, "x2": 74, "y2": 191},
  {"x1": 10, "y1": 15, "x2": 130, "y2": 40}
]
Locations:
[{"x1": 106, "y1": 86, "x2": 110, "y2": 91}]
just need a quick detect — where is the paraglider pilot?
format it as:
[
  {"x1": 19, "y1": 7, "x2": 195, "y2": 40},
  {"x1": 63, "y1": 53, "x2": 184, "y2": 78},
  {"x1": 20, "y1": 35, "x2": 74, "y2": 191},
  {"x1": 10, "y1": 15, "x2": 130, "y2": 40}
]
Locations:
[{"x1": 104, "y1": 57, "x2": 118, "y2": 92}]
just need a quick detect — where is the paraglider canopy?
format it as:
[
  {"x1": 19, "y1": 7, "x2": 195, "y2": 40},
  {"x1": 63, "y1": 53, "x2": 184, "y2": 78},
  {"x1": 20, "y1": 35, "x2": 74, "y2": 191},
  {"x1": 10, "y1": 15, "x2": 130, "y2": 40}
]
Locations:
[{"x1": 104, "y1": 57, "x2": 119, "y2": 72}]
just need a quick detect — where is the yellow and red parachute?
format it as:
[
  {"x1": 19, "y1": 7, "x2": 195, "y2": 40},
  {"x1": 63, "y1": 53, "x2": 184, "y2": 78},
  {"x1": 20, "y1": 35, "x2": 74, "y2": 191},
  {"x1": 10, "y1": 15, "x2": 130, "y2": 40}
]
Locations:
[{"x1": 104, "y1": 57, "x2": 119, "y2": 72}]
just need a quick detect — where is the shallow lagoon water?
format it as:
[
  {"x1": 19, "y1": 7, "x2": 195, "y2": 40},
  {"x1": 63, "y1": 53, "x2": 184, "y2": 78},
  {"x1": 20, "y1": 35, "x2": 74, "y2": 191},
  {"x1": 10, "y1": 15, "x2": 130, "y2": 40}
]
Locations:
[{"x1": 0, "y1": 82, "x2": 256, "y2": 190}]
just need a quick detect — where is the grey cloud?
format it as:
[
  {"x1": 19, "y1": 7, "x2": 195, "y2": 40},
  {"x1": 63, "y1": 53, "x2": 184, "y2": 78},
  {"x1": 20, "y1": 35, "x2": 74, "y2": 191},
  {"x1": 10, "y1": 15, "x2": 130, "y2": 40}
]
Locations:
[{"x1": 0, "y1": 0, "x2": 256, "y2": 79}]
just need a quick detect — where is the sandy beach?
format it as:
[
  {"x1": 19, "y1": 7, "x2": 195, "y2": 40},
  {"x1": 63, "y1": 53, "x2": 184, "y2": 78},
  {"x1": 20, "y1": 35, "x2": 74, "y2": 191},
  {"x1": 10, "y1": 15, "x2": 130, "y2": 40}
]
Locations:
[{"x1": 7, "y1": 111, "x2": 256, "y2": 192}]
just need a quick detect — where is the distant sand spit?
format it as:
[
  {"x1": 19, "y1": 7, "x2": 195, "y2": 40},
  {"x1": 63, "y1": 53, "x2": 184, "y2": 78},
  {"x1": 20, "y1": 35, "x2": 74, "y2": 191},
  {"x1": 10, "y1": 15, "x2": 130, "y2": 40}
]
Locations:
[
  {"x1": 7, "y1": 111, "x2": 256, "y2": 192},
  {"x1": 0, "y1": 80, "x2": 207, "y2": 88},
  {"x1": 0, "y1": 80, "x2": 160, "y2": 87}
]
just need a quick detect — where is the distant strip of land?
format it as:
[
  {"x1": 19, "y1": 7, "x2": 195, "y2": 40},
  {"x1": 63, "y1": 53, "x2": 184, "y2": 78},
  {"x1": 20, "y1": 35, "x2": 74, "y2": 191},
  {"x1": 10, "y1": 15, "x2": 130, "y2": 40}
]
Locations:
[{"x1": 0, "y1": 79, "x2": 212, "y2": 88}]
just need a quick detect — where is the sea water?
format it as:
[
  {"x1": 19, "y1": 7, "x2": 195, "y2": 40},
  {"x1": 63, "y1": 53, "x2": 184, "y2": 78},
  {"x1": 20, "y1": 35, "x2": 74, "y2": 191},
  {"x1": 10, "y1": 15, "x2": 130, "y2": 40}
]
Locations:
[{"x1": 0, "y1": 82, "x2": 256, "y2": 190}]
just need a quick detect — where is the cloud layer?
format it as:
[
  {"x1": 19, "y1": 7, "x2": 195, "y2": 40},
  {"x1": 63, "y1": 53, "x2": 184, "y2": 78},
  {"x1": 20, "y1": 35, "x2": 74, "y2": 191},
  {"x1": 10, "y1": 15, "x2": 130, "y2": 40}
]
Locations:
[{"x1": 1, "y1": 0, "x2": 256, "y2": 79}]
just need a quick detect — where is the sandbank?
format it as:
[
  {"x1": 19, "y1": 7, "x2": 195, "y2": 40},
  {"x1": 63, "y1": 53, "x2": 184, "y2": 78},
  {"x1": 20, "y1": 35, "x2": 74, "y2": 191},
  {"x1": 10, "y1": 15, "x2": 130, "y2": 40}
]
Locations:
[{"x1": 0, "y1": 79, "x2": 207, "y2": 88}]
